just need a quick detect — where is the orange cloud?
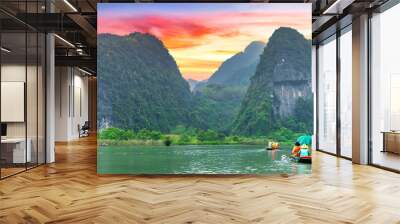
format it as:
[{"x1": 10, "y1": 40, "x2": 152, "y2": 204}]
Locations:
[
  {"x1": 179, "y1": 59, "x2": 222, "y2": 68},
  {"x1": 99, "y1": 15, "x2": 220, "y2": 49},
  {"x1": 183, "y1": 73, "x2": 213, "y2": 81},
  {"x1": 163, "y1": 38, "x2": 204, "y2": 49},
  {"x1": 212, "y1": 50, "x2": 241, "y2": 55}
]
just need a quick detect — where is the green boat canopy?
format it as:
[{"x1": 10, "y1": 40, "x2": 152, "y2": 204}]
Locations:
[{"x1": 297, "y1": 135, "x2": 312, "y2": 146}]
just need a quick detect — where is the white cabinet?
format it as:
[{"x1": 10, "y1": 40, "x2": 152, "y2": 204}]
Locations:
[{"x1": 1, "y1": 138, "x2": 31, "y2": 163}]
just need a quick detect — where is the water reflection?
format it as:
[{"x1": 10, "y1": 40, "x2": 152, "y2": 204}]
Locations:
[{"x1": 98, "y1": 145, "x2": 312, "y2": 175}]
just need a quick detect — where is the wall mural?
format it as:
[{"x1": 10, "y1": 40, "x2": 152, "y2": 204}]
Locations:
[{"x1": 97, "y1": 3, "x2": 313, "y2": 174}]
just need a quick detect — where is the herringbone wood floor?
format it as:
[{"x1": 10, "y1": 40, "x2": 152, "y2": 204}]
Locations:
[{"x1": 1, "y1": 136, "x2": 400, "y2": 224}]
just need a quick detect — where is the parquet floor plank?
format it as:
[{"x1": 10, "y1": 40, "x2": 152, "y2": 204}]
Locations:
[{"x1": 1, "y1": 136, "x2": 400, "y2": 223}]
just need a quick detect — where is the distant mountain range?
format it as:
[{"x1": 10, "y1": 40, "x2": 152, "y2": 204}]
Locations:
[
  {"x1": 207, "y1": 41, "x2": 264, "y2": 87},
  {"x1": 98, "y1": 27, "x2": 312, "y2": 136},
  {"x1": 186, "y1": 79, "x2": 207, "y2": 92},
  {"x1": 193, "y1": 41, "x2": 264, "y2": 92}
]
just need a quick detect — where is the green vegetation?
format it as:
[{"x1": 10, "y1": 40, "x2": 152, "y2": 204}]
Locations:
[
  {"x1": 232, "y1": 27, "x2": 312, "y2": 136},
  {"x1": 190, "y1": 84, "x2": 246, "y2": 132},
  {"x1": 99, "y1": 127, "x2": 162, "y2": 140},
  {"x1": 98, "y1": 127, "x2": 305, "y2": 147},
  {"x1": 98, "y1": 33, "x2": 193, "y2": 133},
  {"x1": 293, "y1": 96, "x2": 313, "y2": 133}
]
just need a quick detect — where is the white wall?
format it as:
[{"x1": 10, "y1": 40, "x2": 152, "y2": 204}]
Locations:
[
  {"x1": 1, "y1": 65, "x2": 26, "y2": 139},
  {"x1": 55, "y1": 67, "x2": 70, "y2": 141},
  {"x1": 1, "y1": 63, "x2": 46, "y2": 164},
  {"x1": 55, "y1": 67, "x2": 89, "y2": 141},
  {"x1": 1, "y1": 65, "x2": 41, "y2": 138},
  {"x1": 72, "y1": 73, "x2": 89, "y2": 138}
]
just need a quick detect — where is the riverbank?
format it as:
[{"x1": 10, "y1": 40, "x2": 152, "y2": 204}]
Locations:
[
  {"x1": 97, "y1": 127, "x2": 302, "y2": 148},
  {"x1": 98, "y1": 137, "x2": 292, "y2": 148}
]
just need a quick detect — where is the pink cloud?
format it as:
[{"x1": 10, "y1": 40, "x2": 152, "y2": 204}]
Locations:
[
  {"x1": 99, "y1": 15, "x2": 221, "y2": 48},
  {"x1": 98, "y1": 10, "x2": 310, "y2": 49}
]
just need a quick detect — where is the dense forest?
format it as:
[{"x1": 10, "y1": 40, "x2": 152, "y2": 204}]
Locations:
[
  {"x1": 97, "y1": 33, "x2": 193, "y2": 132},
  {"x1": 98, "y1": 27, "x2": 313, "y2": 145}
]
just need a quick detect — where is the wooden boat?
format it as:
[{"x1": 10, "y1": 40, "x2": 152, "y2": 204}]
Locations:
[
  {"x1": 266, "y1": 142, "x2": 280, "y2": 150},
  {"x1": 291, "y1": 155, "x2": 312, "y2": 163},
  {"x1": 297, "y1": 156, "x2": 312, "y2": 163}
]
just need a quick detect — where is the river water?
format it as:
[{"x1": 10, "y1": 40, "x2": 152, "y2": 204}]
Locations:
[{"x1": 97, "y1": 144, "x2": 311, "y2": 175}]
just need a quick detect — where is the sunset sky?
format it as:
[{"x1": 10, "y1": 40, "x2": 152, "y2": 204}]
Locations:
[{"x1": 98, "y1": 4, "x2": 311, "y2": 81}]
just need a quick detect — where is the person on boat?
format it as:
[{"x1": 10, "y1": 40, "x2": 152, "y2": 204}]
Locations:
[
  {"x1": 299, "y1": 145, "x2": 311, "y2": 157},
  {"x1": 267, "y1": 141, "x2": 280, "y2": 150},
  {"x1": 296, "y1": 135, "x2": 313, "y2": 158},
  {"x1": 297, "y1": 135, "x2": 312, "y2": 147},
  {"x1": 272, "y1": 142, "x2": 280, "y2": 150},
  {"x1": 291, "y1": 142, "x2": 301, "y2": 156}
]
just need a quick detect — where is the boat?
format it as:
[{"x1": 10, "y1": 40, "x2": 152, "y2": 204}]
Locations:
[
  {"x1": 291, "y1": 144, "x2": 312, "y2": 163},
  {"x1": 297, "y1": 156, "x2": 312, "y2": 163},
  {"x1": 266, "y1": 141, "x2": 280, "y2": 150}
]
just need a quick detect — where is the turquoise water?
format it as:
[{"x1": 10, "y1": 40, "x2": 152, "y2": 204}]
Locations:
[{"x1": 97, "y1": 145, "x2": 311, "y2": 175}]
